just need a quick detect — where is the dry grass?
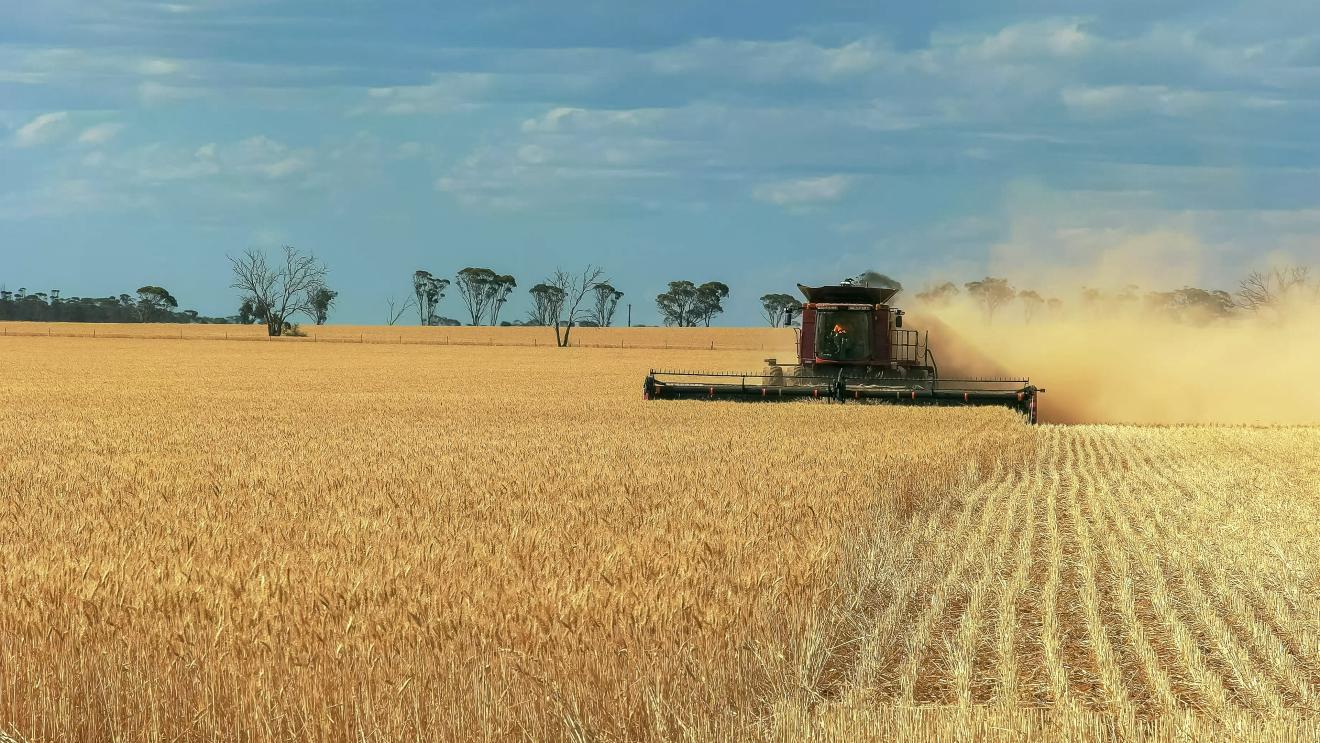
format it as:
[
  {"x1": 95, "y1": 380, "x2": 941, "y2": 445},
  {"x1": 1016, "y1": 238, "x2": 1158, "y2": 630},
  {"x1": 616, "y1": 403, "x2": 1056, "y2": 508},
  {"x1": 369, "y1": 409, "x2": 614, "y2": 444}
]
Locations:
[{"x1": 1, "y1": 330, "x2": 1317, "y2": 741}]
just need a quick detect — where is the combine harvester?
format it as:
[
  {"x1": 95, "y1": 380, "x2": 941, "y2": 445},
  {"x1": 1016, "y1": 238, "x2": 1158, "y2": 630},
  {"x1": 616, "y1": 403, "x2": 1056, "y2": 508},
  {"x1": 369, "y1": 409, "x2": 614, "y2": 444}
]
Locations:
[{"x1": 644, "y1": 277, "x2": 1044, "y2": 423}]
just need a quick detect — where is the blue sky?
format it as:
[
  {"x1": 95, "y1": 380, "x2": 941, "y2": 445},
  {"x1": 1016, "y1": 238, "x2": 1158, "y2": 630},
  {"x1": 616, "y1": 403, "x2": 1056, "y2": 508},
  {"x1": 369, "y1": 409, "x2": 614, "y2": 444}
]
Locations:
[{"x1": 2, "y1": 1, "x2": 1318, "y2": 324}]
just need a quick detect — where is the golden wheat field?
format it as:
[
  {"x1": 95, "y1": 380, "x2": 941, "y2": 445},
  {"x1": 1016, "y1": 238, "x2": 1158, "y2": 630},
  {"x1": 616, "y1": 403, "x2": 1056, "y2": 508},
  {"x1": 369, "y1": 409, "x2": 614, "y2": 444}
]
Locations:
[
  {"x1": 0, "y1": 322, "x2": 790, "y2": 351},
  {"x1": 1, "y1": 329, "x2": 1318, "y2": 742}
]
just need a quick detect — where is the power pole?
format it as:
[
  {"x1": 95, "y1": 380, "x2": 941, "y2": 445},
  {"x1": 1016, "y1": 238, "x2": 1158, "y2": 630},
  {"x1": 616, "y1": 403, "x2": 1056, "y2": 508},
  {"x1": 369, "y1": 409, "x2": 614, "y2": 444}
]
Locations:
[{"x1": 627, "y1": 304, "x2": 632, "y2": 327}]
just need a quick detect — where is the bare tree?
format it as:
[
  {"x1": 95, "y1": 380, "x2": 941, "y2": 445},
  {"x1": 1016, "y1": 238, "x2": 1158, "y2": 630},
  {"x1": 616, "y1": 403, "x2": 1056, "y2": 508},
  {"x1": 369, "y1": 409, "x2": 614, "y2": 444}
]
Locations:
[
  {"x1": 385, "y1": 295, "x2": 415, "y2": 326},
  {"x1": 1237, "y1": 266, "x2": 1316, "y2": 312},
  {"x1": 547, "y1": 265, "x2": 605, "y2": 347},
  {"x1": 229, "y1": 246, "x2": 328, "y2": 336}
]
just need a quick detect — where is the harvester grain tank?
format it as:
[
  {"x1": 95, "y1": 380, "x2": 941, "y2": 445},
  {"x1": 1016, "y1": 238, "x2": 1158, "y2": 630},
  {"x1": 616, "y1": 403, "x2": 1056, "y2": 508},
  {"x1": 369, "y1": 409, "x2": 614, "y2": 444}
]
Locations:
[{"x1": 643, "y1": 278, "x2": 1043, "y2": 422}]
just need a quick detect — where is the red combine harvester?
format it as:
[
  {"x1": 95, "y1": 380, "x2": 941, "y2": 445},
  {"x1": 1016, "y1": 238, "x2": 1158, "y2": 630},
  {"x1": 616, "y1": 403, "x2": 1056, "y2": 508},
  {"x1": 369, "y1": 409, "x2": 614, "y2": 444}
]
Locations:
[{"x1": 644, "y1": 279, "x2": 1043, "y2": 423}]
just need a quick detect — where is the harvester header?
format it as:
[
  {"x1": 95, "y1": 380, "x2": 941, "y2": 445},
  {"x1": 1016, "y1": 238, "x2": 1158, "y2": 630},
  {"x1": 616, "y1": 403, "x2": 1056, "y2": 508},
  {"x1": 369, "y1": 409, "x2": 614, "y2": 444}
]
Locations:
[{"x1": 644, "y1": 278, "x2": 1043, "y2": 423}]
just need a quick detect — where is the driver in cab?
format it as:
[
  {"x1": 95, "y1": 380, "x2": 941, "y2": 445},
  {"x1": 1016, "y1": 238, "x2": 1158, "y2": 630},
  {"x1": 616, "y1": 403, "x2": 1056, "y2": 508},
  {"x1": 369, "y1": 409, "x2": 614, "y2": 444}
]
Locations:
[{"x1": 824, "y1": 322, "x2": 853, "y2": 358}]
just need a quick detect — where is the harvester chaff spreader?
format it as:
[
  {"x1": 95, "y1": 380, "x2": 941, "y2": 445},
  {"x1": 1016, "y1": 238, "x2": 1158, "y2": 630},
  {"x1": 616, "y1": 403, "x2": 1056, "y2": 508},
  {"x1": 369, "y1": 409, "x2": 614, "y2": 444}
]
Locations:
[{"x1": 643, "y1": 279, "x2": 1043, "y2": 423}]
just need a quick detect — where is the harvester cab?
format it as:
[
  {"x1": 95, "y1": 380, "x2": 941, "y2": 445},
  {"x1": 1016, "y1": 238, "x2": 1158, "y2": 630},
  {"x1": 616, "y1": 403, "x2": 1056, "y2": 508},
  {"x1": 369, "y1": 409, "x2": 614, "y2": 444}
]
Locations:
[{"x1": 644, "y1": 279, "x2": 1044, "y2": 423}]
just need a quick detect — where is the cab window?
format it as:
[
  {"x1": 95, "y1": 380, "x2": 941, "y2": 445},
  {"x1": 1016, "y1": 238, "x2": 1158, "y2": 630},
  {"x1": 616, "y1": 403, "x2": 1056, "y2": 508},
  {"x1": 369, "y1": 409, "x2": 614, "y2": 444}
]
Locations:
[{"x1": 815, "y1": 310, "x2": 870, "y2": 361}]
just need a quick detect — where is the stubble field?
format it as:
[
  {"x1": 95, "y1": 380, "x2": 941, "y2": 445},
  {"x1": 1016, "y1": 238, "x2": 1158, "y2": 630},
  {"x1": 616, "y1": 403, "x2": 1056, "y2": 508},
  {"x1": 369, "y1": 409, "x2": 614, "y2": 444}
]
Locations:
[{"x1": 1, "y1": 329, "x2": 1318, "y2": 741}]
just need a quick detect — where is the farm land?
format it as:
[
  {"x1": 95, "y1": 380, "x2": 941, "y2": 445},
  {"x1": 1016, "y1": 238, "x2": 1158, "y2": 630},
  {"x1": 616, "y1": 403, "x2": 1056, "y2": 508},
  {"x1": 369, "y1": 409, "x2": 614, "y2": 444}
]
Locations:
[{"x1": 1, "y1": 329, "x2": 1318, "y2": 741}]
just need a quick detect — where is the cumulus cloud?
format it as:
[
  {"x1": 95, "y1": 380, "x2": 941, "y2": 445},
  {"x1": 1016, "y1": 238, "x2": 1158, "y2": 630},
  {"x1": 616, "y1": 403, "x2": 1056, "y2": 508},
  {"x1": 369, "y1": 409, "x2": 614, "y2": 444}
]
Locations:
[
  {"x1": 947, "y1": 19, "x2": 1095, "y2": 63},
  {"x1": 5, "y1": 2, "x2": 1318, "y2": 272},
  {"x1": 0, "y1": 128, "x2": 376, "y2": 221},
  {"x1": 77, "y1": 122, "x2": 125, "y2": 144},
  {"x1": 752, "y1": 175, "x2": 853, "y2": 207},
  {"x1": 432, "y1": 104, "x2": 703, "y2": 210},
  {"x1": 14, "y1": 111, "x2": 69, "y2": 147}
]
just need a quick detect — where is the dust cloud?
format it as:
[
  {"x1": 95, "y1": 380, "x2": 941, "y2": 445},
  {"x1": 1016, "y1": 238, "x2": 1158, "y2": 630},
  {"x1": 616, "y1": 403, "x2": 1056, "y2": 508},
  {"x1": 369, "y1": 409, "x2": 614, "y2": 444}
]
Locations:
[{"x1": 911, "y1": 296, "x2": 1320, "y2": 426}]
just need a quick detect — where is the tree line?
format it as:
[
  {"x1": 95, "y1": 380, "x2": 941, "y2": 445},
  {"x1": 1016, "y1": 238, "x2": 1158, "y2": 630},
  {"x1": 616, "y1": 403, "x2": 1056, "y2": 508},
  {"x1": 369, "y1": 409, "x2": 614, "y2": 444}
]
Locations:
[
  {"x1": 395, "y1": 267, "x2": 625, "y2": 335},
  {"x1": 397, "y1": 264, "x2": 615, "y2": 347},
  {"x1": 17, "y1": 244, "x2": 1315, "y2": 335},
  {"x1": 0, "y1": 285, "x2": 230, "y2": 324},
  {"x1": 912, "y1": 266, "x2": 1320, "y2": 324},
  {"x1": 394, "y1": 269, "x2": 733, "y2": 330}
]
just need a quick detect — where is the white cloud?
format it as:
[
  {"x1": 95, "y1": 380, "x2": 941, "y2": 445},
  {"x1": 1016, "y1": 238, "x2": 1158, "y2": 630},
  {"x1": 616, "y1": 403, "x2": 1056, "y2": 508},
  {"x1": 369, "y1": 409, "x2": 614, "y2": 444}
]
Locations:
[
  {"x1": 1061, "y1": 85, "x2": 1214, "y2": 118},
  {"x1": 77, "y1": 122, "x2": 125, "y2": 145},
  {"x1": 954, "y1": 19, "x2": 1095, "y2": 63},
  {"x1": 352, "y1": 73, "x2": 493, "y2": 115},
  {"x1": 432, "y1": 104, "x2": 709, "y2": 210},
  {"x1": 519, "y1": 107, "x2": 659, "y2": 133},
  {"x1": 752, "y1": 175, "x2": 853, "y2": 206},
  {"x1": 258, "y1": 157, "x2": 307, "y2": 178},
  {"x1": 138, "y1": 81, "x2": 205, "y2": 104},
  {"x1": 648, "y1": 37, "x2": 886, "y2": 83},
  {"x1": 520, "y1": 107, "x2": 583, "y2": 133},
  {"x1": 14, "y1": 111, "x2": 69, "y2": 147},
  {"x1": 516, "y1": 144, "x2": 549, "y2": 164},
  {"x1": 137, "y1": 58, "x2": 182, "y2": 76},
  {"x1": 115, "y1": 136, "x2": 312, "y2": 184}
]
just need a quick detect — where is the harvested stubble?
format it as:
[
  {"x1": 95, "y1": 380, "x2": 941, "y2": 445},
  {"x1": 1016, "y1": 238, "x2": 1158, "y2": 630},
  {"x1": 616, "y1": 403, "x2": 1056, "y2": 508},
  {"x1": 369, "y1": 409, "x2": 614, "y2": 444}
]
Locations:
[
  {"x1": 771, "y1": 424, "x2": 1320, "y2": 741},
  {"x1": 1, "y1": 333, "x2": 1318, "y2": 742}
]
